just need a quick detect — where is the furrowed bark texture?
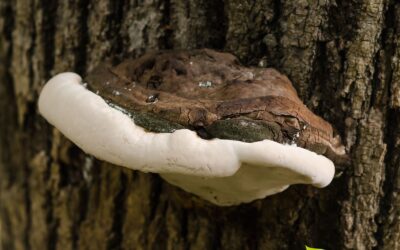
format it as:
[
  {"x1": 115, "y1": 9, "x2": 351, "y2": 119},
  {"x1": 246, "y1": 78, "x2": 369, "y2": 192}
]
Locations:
[{"x1": 0, "y1": 0, "x2": 399, "y2": 249}]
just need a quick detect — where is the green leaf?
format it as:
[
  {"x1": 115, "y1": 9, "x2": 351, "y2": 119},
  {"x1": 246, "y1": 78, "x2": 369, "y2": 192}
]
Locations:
[{"x1": 305, "y1": 246, "x2": 324, "y2": 250}]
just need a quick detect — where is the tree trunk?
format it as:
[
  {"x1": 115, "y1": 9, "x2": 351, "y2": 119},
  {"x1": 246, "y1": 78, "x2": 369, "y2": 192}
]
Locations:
[{"x1": 1, "y1": 0, "x2": 399, "y2": 249}]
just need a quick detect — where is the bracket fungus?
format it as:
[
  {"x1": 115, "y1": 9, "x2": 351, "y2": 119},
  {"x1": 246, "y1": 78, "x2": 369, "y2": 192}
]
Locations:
[{"x1": 38, "y1": 49, "x2": 346, "y2": 206}]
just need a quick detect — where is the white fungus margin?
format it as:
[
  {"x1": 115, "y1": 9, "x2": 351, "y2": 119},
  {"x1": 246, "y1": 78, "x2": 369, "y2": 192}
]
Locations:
[{"x1": 38, "y1": 72, "x2": 335, "y2": 206}]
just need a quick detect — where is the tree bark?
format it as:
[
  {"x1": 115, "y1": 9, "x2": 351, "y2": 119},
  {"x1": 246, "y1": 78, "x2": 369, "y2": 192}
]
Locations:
[{"x1": 0, "y1": 0, "x2": 399, "y2": 249}]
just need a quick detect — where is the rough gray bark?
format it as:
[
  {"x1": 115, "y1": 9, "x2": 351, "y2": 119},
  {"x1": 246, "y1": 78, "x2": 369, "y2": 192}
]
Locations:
[{"x1": 0, "y1": 0, "x2": 399, "y2": 250}]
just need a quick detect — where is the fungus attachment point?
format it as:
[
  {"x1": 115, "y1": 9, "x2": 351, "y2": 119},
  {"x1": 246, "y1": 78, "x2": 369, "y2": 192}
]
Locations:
[{"x1": 38, "y1": 50, "x2": 345, "y2": 206}]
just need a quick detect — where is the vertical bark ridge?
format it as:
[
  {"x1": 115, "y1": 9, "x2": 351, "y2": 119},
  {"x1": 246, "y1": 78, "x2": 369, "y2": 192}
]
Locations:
[
  {"x1": 39, "y1": 0, "x2": 57, "y2": 79},
  {"x1": 71, "y1": 179, "x2": 90, "y2": 250},
  {"x1": 75, "y1": 165, "x2": 124, "y2": 250},
  {"x1": 5, "y1": 1, "x2": 38, "y2": 249},
  {"x1": 159, "y1": 0, "x2": 172, "y2": 49},
  {"x1": 53, "y1": 0, "x2": 88, "y2": 72},
  {"x1": 277, "y1": 0, "x2": 329, "y2": 99},
  {"x1": 259, "y1": 0, "x2": 283, "y2": 69},
  {"x1": 0, "y1": 0, "x2": 15, "y2": 189},
  {"x1": 377, "y1": 109, "x2": 400, "y2": 250},
  {"x1": 389, "y1": 5, "x2": 400, "y2": 108},
  {"x1": 121, "y1": 173, "x2": 157, "y2": 249},
  {"x1": 39, "y1": 1, "x2": 92, "y2": 249},
  {"x1": 224, "y1": 0, "x2": 274, "y2": 64},
  {"x1": 376, "y1": 2, "x2": 400, "y2": 248},
  {"x1": 332, "y1": 1, "x2": 388, "y2": 249},
  {"x1": 106, "y1": 172, "x2": 128, "y2": 250},
  {"x1": 11, "y1": 0, "x2": 36, "y2": 126},
  {"x1": 28, "y1": 4, "x2": 61, "y2": 246},
  {"x1": 0, "y1": 1, "x2": 17, "y2": 249},
  {"x1": 342, "y1": 109, "x2": 387, "y2": 249},
  {"x1": 305, "y1": 41, "x2": 327, "y2": 111},
  {"x1": 108, "y1": 0, "x2": 126, "y2": 57},
  {"x1": 169, "y1": 0, "x2": 227, "y2": 50},
  {"x1": 75, "y1": 0, "x2": 90, "y2": 75},
  {"x1": 86, "y1": 0, "x2": 120, "y2": 70},
  {"x1": 119, "y1": 0, "x2": 165, "y2": 57},
  {"x1": 27, "y1": 9, "x2": 69, "y2": 246},
  {"x1": 372, "y1": 7, "x2": 396, "y2": 248}
]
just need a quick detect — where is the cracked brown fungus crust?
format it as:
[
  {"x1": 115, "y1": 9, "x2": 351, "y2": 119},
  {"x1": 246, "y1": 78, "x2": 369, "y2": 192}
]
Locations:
[{"x1": 86, "y1": 49, "x2": 346, "y2": 163}]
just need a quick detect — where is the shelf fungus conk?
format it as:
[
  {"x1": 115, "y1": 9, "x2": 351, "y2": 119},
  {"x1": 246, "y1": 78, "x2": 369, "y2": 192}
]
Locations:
[{"x1": 38, "y1": 49, "x2": 346, "y2": 206}]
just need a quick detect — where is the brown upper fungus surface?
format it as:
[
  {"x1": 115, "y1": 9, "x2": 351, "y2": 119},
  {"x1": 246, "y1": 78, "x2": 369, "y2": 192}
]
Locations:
[{"x1": 85, "y1": 49, "x2": 346, "y2": 163}]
